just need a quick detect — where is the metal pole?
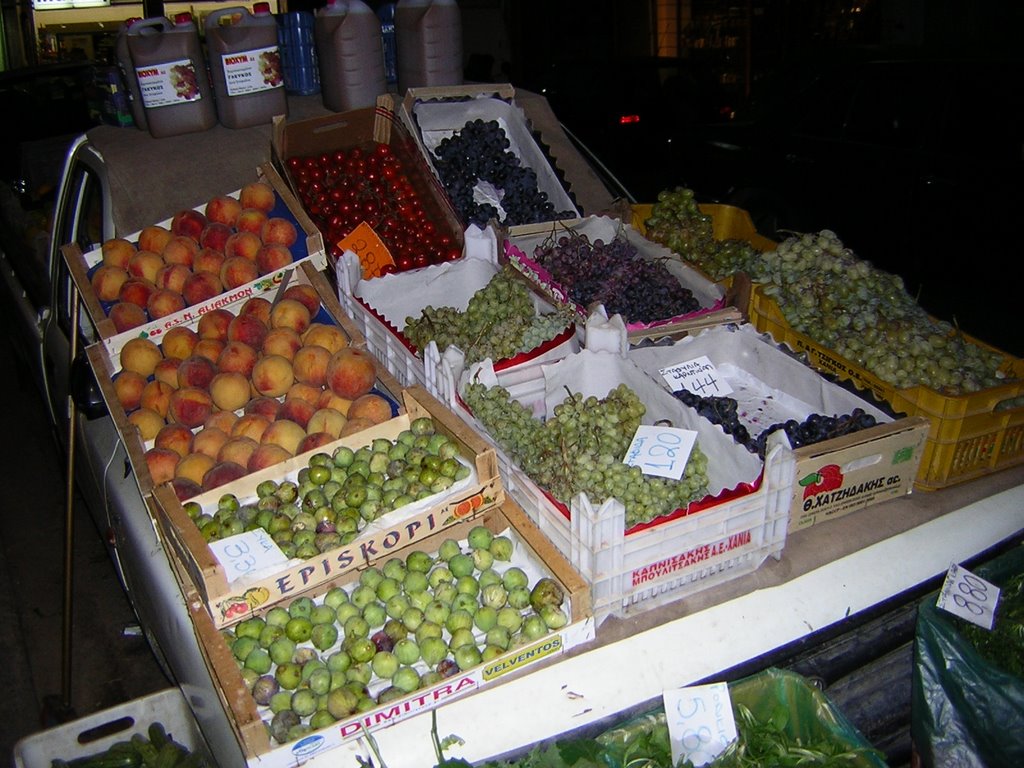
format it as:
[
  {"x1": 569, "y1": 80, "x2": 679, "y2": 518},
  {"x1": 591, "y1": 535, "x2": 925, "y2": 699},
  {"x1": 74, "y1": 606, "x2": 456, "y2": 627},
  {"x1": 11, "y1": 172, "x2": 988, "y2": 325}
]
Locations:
[{"x1": 62, "y1": 281, "x2": 80, "y2": 712}]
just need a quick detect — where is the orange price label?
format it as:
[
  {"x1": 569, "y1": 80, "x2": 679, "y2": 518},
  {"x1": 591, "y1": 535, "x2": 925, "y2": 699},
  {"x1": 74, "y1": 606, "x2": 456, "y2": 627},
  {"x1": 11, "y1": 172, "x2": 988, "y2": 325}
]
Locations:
[{"x1": 337, "y1": 221, "x2": 395, "y2": 279}]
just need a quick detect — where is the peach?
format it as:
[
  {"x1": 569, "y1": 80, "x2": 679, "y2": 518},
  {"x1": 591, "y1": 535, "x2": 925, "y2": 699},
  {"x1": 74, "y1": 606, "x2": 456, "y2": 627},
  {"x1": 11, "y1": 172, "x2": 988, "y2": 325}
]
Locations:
[
  {"x1": 325, "y1": 347, "x2": 376, "y2": 399},
  {"x1": 193, "y1": 247, "x2": 226, "y2": 276},
  {"x1": 276, "y1": 397, "x2": 316, "y2": 430},
  {"x1": 138, "y1": 225, "x2": 173, "y2": 254},
  {"x1": 113, "y1": 369, "x2": 147, "y2": 411},
  {"x1": 302, "y1": 323, "x2": 347, "y2": 354},
  {"x1": 193, "y1": 338, "x2": 226, "y2": 364},
  {"x1": 243, "y1": 396, "x2": 281, "y2": 420},
  {"x1": 250, "y1": 354, "x2": 294, "y2": 398},
  {"x1": 255, "y1": 243, "x2": 293, "y2": 275},
  {"x1": 290, "y1": 344, "x2": 330, "y2": 387},
  {"x1": 210, "y1": 371, "x2": 252, "y2": 411},
  {"x1": 118, "y1": 277, "x2": 157, "y2": 309},
  {"x1": 120, "y1": 337, "x2": 163, "y2": 377},
  {"x1": 147, "y1": 288, "x2": 186, "y2": 319},
  {"x1": 177, "y1": 355, "x2": 217, "y2": 390},
  {"x1": 286, "y1": 382, "x2": 322, "y2": 406},
  {"x1": 339, "y1": 417, "x2": 375, "y2": 438},
  {"x1": 306, "y1": 407, "x2": 347, "y2": 438},
  {"x1": 192, "y1": 427, "x2": 230, "y2": 461},
  {"x1": 346, "y1": 392, "x2": 392, "y2": 425},
  {"x1": 202, "y1": 460, "x2": 248, "y2": 493},
  {"x1": 109, "y1": 302, "x2": 148, "y2": 333},
  {"x1": 170, "y1": 476, "x2": 202, "y2": 501},
  {"x1": 232, "y1": 412, "x2": 272, "y2": 442},
  {"x1": 217, "y1": 436, "x2": 258, "y2": 467},
  {"x1": 227, "y1": 314, "x2": 268, "y2": 350},
  {"x1": 155, "y1": 263, "x2": 191, "y2": 294},
  {"x1": 269, "y1": 298, "x2": 311, "y2": 334},
  {"x1": 200, "y1": 222, "x2": 233, "y2": 253},
  {"x1": 153, "y1": 357, "x2": 182, "y2": 388},
  {"x1": 220, "y1": 256, "x2": 260, "y2": 289},
  {"x1": 217, "y1": 340, "x2": 258, "y2": 377},
  {"x1": 171, "y1": 208, "x2": 208, "y2": 241},
  {"x1": 167, "y1": 386, "x2": 214, "y2": 428},
  {"x1": 235, "y1": 207, "x2": 268, "y2": 235},
  {"x1": 283, "y1": 284, "x2": 321, "y2": 317},
  {"x1": 261, "y1": 327, "x2": 303, "y2": 360},
  {"x1": 197, "y1": 308, "x2": 234, "y2": 341},
  {"x1": 144, "y1": 446, "x2": 181, "y2": 486},
  {"x1": 127, "y1": 250, "x2": 165, "y2": 284},
  {"x1": 240, "y1": 297, "x2": 272, "y2": 325},
  {"x1": 316, "y1": 389, "x2": 352, "y2": 415},
  {"x1": 101, "y1": 237, "x2": 137, "y2": 268},
  {"x1": 261, "y1": 217, "x2": 298, "y2": 248},
  {"x1": 161, "y1": 326, "x2": 200, "y2": 360},
  {"x1": 297, "y1": 432, "x2": 337, "y2": 455},
  {"x1": 260, "y1": 419, "x2": 306, "y2": 455},
  {"x1": 127, "y1": 407, "x2": 165, "y2": 441},
  {"x1": 161, "y1": 235, "x2": 199, "y2": 268},
  {"x1": 205, "y1": 194, "x2": 243, "y2": 227},
  {"x1": 140, "y1": 379, "x2": 175, "y2": 418},
  {"x1": 224, "y1": 231, "x2": 262, "y2": 262},
  {"x1": 239, "y1": 180, "x2": 276, "y2": 212},
  {"x1": 91, "y1": 264, "x2": 130, "y2": 303},
  {"x1": 204, "y1": 409, "x2": 239, "y2": 434},
  {"x1": 247, "y1": 443, "x2": 291, "y2": 472},
  {"x1": 175, "y1": 451, "x2": 216, "y2": 487},
  {"x1": 155, "y1": 422, "x2": 195, "y2": 458},
  {"x1": 182, "y1": 271, "x2": 223, "y2": 307}
]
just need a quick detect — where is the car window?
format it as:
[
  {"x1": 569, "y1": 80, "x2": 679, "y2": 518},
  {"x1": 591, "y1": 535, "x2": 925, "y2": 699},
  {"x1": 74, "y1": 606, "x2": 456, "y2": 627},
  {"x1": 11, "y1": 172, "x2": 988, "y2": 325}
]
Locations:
[
  {"x1": 940, "y1": 68, "x2": 1024, "y2": 162},
  {"x1": 53, "y1": 158, "x2": 104, "y2": 343},
  {"x1": 842, "y1": 63, "x2": 942, "y2": 148},
  {"x1": 789, "y1": 67, "x2": 855, "y2": 139}
]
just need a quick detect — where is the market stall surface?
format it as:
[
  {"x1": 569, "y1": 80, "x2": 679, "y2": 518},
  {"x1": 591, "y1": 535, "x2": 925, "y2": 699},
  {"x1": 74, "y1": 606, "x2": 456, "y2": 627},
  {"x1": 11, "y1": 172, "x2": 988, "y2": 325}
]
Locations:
[{"x1": 0, "y1": 328, "x2": 169, "y2": 761}]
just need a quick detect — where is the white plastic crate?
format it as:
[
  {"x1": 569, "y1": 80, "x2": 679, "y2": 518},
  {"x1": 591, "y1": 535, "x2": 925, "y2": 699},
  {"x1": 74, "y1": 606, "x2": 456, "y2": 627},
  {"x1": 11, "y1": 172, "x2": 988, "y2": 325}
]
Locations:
[
  {"x1": 448, "y1": 348, "x2": 794, "y2": 625},
  {"x1": 14, "y1": 688, "x2": 213, "y2": 768}
]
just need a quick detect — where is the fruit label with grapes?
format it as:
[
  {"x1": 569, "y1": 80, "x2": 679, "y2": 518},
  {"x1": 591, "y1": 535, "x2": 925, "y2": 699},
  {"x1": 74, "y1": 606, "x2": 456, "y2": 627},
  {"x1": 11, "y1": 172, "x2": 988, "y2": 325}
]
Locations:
[
  {"x1": 338, "y1": 221, "x2": 395, "y2": 279},
  {"x1": 624, "y1": 425, "x2": 697, "y2": 480},
  {"x1": 220, "y1": 46, "x2": 284, "y2": 95},
  {"x1": 937, "y1": 563, "x2": 1000, "y2": 630},
  {"x1": 136, "y1": 60, "x2": 203, "y2": 106},
  {"x1": 660, "y1": 356, "x2": 734, "y2": 397}
]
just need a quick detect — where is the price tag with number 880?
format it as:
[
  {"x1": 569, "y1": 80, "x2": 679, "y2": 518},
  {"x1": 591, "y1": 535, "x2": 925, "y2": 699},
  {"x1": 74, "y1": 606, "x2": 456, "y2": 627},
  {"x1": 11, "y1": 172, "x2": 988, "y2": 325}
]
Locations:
[{"x1": 936, "y1": 563, "x2": 1001, "y2": 630}]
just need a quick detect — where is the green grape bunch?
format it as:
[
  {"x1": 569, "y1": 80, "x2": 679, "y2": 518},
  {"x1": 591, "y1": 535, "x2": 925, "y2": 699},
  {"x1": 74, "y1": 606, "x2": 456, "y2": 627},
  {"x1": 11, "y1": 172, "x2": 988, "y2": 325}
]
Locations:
[{"x1": 463, "y1": 381, "x2": 710, "y2": 528}]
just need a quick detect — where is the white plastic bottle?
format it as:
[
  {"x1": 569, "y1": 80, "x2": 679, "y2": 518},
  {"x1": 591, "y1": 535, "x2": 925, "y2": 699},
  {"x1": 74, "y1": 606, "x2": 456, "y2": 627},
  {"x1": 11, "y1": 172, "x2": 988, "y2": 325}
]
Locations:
[
  {"x1": 394, "y1": 0, "x2": 463, "y2": 93},
  {"x1": 315, "y1": 0, "x2": 387, "y2": 112}
]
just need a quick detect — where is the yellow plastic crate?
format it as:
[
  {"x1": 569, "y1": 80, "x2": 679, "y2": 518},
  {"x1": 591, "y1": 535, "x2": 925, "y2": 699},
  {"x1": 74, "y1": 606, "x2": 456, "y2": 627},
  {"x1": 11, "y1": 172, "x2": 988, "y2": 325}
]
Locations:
[
  {"x1": 748, "y1": 285, "x2": 1024, "y2": 491},
  {"x1": 630, "y1": 202, "x2": 779, "y2": 252}
]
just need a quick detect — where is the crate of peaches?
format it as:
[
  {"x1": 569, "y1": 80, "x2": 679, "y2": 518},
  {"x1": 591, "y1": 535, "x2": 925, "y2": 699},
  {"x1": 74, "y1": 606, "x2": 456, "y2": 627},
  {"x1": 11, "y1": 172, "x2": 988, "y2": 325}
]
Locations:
[{"x1": 66, "y1": 163, "x2": 326, "y2": 340}]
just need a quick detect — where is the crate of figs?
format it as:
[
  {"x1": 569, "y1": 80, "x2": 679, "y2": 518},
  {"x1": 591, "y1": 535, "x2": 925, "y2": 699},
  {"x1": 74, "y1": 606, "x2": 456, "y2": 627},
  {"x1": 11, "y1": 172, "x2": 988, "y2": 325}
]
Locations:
[
  {"x1": 185, "y1": 497, "x2": 593, "y2": 765},
  {"x1": 505, "y1": 215, "x2": 744, "y2": 344}
]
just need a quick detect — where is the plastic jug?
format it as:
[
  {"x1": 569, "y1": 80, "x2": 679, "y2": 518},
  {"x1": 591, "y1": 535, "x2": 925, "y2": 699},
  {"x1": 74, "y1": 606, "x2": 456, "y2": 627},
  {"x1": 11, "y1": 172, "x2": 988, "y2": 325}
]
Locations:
[
  {"x1": 314, "y1": 0, "x2": 387, "y2": 112},
  {"x1": 394, "y1": 0, "x2": 463, "y2": 93},
  {"x1": 277, "y1": 11, "x2": 320, "y2": 95},
  {"x1": 115, "y1": 17, "x2": 147, "y2": 130},
  {"x1": 205, "y1": 3, "x2": 288, "y2": 129},
  {"x1": 126, "y1": 13, "x2": 217, "y2": 138}
]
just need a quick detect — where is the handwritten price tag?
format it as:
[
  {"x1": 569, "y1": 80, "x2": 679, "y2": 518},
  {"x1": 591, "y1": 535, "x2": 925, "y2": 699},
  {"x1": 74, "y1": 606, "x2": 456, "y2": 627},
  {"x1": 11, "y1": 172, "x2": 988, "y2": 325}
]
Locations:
[
  {"x1": 338, "y1": 221, "x2": 395, "y2": 279},
  {"x1": 660, "y1": 355, "x2": 733, "y2": 397},
  {"x1": 663, "y1": 683, "x2": 738, "y2": 767},
  {"x1": 936, "y1": 563, "x2": 1000, "y2": 630},
  {"x1": 210, "y1": 529, "x2": 289, "y2": 584},
  {"x1": 624, "y1": 424, "x2": 697, "y2": 480}
]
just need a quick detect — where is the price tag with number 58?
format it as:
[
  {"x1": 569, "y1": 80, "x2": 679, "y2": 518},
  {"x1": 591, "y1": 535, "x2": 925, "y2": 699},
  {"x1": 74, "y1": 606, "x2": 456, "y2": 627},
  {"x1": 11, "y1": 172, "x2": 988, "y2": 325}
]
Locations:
[
  {"x1": 936, "y1": 563, "x2": 1000, "y2": 630},
  {"x1": 663, "y1": 683, "x2": 738, "y2": 767}
]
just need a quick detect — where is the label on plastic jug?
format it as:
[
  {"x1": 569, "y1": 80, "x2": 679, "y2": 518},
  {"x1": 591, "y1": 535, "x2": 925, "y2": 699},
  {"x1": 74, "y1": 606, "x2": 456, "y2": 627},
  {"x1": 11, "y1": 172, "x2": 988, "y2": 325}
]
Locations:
[
  {"x1": 136, "y1": 59, "x2": 204, "y2": 107},
  {"x1": 221, "y1": 45, "x2": 284, "y2": 96}
]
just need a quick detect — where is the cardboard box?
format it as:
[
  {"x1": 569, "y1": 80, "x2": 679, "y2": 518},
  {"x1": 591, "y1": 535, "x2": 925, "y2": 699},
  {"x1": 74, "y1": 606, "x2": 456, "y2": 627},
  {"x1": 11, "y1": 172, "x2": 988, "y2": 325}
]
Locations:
[
  {"x1": 627, "y1": 324, "x2": 930, "y2": 532},
  {"x1": 271, "y1": 95, "x2": 465, "y2": 272},
  {"x1": 182, "y1": 497, "x2": 594, "y2": 767},
  {"x1": 748, "y1": 284, "x2": 1024, "y2": 490},
  {"x1": 65, "y1": 162, "x2": 326, "y2": 340},
  {"x1": 504, "y1": 215, "x2": 738, "y2": 341},
  {"x1": 397, "y1": 84, "x2": 580, "y2": 227},
  {"x1": 87, "y1": 259, "x2": 403, "y2": 496},
  {"x1": 152, "y1": 386, "x2": 506, "y2": 627},
  {"x1": 448, "y1": 345, "x2": 793, "y2": 625}
]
